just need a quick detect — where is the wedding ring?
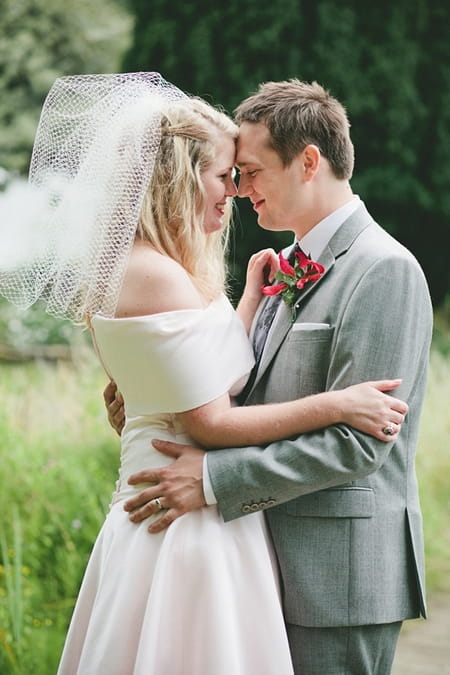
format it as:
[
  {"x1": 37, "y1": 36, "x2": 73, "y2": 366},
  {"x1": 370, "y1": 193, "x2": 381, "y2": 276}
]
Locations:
[
  {"x1": 383, "y1": 426, "x2": 395, "y2": 436},
  {"x1": 153, "y1": 497, "x2": 164, "y2": 511}
]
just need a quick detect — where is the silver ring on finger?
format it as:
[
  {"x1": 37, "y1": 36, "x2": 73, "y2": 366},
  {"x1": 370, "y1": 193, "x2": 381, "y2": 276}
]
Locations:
[
  {"x1": 153, "y1": 497, "x2": 164, "y2": 511},
  {"x1": 383, "y1": 425, "x2": 395, "y2": 436}
]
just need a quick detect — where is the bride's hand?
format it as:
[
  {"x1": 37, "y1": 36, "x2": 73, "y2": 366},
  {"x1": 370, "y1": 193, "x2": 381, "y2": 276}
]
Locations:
[
  {"x1": 335, "y1": 379, "x2": 408, "y2": 441},
  {"x1": 237, "y1": 249, "x2": 280, "y2": 333},
  {"x1": 243, "y1": 248, "x2": 279, "y2": 302}
]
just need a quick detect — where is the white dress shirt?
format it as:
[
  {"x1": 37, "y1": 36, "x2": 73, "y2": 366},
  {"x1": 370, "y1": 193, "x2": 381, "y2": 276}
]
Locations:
[{"x1": 203, "y1": 196, "x2": 361, "y2": 504}]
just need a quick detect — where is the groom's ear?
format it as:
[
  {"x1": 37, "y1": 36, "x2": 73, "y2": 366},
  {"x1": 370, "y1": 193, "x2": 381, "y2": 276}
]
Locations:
[{"x1": 301, "y1": 144, "x2": 321, "y2": 181}]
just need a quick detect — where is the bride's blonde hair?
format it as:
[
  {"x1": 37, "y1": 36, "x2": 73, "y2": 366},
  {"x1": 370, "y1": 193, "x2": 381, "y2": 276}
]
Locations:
[{"x1": 137, "y1": 98, "x2": 237, "y2": 300}]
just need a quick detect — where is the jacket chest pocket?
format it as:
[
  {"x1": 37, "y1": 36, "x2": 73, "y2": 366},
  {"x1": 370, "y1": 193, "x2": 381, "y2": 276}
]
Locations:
[{"x1": 264, "y1": 325, "x2": 334, "y2": 400}]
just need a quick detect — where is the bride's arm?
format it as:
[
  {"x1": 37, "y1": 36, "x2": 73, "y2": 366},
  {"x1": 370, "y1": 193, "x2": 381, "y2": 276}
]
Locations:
[
  {"x1": 236, "y1": 248, "x2": 279, "y2": 333},
  {"x1": 177, "y1": 379, "x2": 408, "y2": 448}
]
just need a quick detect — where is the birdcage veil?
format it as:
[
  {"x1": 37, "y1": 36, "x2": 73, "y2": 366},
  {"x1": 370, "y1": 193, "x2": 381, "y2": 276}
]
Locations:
[{"x1": 0, "y1": 72, "x2": 187, "y2": 321}]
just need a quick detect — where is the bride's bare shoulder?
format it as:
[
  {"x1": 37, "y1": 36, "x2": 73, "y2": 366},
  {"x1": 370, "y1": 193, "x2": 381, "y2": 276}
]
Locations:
[{"x1": 115, "y1": 243, "x2": 203, "y2": 317}]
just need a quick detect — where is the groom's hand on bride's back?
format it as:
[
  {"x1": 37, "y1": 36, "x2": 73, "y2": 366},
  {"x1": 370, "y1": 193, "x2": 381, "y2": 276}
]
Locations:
[
  {"x1": 103, "y1": 380, "x2": 125, "y2": 436},
  {"x1": 102, "y1": 383, "x2": 207, "y2": 532},
  {"x1": 124, "y1": 440, "x2": 206, "y2": 534}
]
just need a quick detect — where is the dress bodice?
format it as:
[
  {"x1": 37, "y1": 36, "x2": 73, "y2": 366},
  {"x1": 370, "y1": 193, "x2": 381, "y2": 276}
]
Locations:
[
  {"x1": 90, "y1": 295, "x2": 255, "y2": 496},
  {"x1": 91, "y1": 294, "x2": 254, "y2": 415}
]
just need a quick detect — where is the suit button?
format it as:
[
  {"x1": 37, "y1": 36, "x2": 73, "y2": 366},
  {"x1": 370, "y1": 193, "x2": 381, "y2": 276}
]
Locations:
[
  {"x1": 266, "y1": 499, "x2": 276, "y2": 507},
  {"x1": 250, "y1": 504, "x2": 260, "y2": 511},
  {"x1": 242, "y1": 505, "x2": 252, "y2": 514}
]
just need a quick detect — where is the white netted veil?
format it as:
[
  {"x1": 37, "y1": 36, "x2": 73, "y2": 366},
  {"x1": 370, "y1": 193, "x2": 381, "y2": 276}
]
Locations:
[{"x1": 0, "y1": 72, "x2": 187, "y2": 321}]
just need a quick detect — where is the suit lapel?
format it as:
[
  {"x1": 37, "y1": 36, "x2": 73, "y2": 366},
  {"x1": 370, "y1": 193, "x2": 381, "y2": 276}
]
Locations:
[
  {"x1": 246, "y1": 204, "x2": 374, "y2": 397},
  {"x1": 253, "y1": 247, "x2": 335, "y2": 387}
]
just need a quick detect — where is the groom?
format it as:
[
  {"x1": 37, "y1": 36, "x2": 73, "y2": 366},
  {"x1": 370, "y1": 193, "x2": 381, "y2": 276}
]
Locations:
[{"x1": 106, "y1": 80, "x2": 432, "y2": 673}]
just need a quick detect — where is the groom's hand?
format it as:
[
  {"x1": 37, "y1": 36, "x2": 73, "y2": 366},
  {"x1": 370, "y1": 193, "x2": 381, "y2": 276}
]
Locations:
[{"x1": 124, "y1": 440, "x2": 206, "y2": 533}]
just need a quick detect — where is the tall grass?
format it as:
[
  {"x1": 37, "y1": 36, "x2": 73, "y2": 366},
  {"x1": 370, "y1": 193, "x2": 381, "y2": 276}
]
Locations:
[
  {"x1": 0, "y1": 341, "x2": 449, "y2": 673},
  {"x1": 0, "y1": 349, "x2": 119, "y2": 674},
  {"x1": 415, "y1": 349, "x2": 450, "y2": 592}
]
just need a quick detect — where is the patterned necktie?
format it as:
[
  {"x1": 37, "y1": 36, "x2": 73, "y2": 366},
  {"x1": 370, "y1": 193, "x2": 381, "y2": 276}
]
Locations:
[{"x1": 252, "y1": 242, "x2": 301, "y2": 364}]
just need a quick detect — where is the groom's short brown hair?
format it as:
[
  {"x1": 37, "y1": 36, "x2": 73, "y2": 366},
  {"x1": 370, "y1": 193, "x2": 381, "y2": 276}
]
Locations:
[{"x1": 235, "y1": 79, "x2": 354, "y2": 180}]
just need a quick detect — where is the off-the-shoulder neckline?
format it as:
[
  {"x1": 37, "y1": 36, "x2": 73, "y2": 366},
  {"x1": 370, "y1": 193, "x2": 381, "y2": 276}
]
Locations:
[{"x1": 90, "y1": 294, "x2": 226, "y2": 323}]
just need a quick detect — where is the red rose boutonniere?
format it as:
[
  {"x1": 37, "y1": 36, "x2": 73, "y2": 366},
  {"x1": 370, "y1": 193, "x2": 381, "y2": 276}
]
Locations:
[{"x1": 262, "y1": 249, "x2": 325, "y2": 320}]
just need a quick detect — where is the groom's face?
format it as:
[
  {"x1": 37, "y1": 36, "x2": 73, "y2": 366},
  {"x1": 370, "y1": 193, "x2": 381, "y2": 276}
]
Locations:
[{"x1": 236, "y1": 121, "x2": 307, "y2": 236}]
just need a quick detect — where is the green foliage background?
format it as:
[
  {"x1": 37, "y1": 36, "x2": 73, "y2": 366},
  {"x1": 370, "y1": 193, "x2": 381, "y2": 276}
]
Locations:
[{"x1": 0, "y1": 0, "x2": 132, "y2": 172}]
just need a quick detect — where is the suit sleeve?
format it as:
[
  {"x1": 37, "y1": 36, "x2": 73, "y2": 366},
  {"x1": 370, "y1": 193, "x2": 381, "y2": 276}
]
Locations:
[{"x1": 207, "y1": 250, "x2": 433, "y2": 521}]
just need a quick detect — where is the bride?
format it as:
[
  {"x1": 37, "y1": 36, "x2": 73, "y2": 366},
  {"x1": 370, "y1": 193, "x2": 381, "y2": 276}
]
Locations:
[{"x1": 0, "y1": 72, "x2": 407, "y2": 675}]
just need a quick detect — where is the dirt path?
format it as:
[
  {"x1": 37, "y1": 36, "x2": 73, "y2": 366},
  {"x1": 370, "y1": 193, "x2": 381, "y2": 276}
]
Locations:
[{"x1": 392, "y1": 594, "x2": 450, "y2": 674}]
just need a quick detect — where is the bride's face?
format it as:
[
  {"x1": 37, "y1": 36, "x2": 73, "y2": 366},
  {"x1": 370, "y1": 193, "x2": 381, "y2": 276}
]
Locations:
[{"x1": 201, "y1": 136, "x2": 237, "y2": 234}]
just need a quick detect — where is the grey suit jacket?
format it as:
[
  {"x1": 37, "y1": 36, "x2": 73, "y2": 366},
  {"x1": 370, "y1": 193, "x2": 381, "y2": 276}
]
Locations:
[{"x1": 207, "y1": 203, "x2": 433, "y2": 627}]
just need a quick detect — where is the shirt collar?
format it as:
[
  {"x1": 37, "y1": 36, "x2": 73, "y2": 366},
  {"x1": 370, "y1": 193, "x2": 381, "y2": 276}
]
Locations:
[{"x1": 298, "y1": 196, "x2": 361, "y2": 260}]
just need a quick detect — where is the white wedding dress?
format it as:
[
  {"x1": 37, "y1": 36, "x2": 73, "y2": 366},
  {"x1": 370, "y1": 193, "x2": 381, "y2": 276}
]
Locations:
[{"x1": 57, "y1": 294, "x2": 294, "y2": 675}]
